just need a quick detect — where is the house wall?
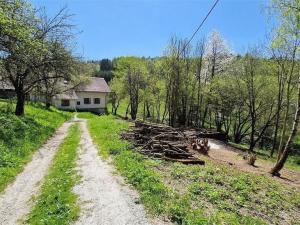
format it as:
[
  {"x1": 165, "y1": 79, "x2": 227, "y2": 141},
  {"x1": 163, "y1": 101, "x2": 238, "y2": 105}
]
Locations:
[
  {"x1": 52, "y1": 99, "x2": 77, "y2": 111},
  {"x1": 75, "y1": 91, "x2": 108, "y2": 113},
  {"x1": 30, "y1": 94, "x2": 46, "y2": 103}
]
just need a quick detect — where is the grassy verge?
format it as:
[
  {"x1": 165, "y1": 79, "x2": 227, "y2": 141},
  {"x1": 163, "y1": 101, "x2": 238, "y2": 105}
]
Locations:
[
  {"x1": 0, "y1": 100, "x2": 72, "y2": 192},
  {"x1": 27, "y1": 124, "x2": 80, "y2": 225},
  {"x1": 81, "y1": 113, "x2": 300, "y2": 225}
]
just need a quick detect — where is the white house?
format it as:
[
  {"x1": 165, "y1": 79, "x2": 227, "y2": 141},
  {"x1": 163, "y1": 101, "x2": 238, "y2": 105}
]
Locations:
[
  {"x1": 52, "y1": 77, "x2": 111, "y2": 113},
  {"x1": 0, "y1": 77, "x2": 110, "y2": 113}
]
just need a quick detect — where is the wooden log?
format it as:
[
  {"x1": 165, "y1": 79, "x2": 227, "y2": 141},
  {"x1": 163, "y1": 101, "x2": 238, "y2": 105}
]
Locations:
[
  {"x1": 123, "y1": 121, "x2": 206, "y2": 165},
  {"x1": 163, "y1": 149, "x2": 193, "y2": 156},
  {"x1": 163, "y1": 157, "x2": 205, "y2": 165}
]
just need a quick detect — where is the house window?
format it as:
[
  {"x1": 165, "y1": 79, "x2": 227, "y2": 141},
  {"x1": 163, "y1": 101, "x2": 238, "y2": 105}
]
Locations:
[
  {"x1": 84, "y1": 98, "x2": 91, "y2": 104},
  {"x1": 61, "y1": 99, "x2": 70, "y2": 107},
  {"x1": 94, "y1": 98, "x2": 100, "y2": 104},
  {"x1": 77, "y1": 101, "x2": 80, "y2": 105}
]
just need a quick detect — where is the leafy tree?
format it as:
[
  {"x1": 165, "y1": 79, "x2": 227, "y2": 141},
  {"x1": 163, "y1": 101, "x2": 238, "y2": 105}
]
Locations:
[
  {"x1": 100, "y1": 59, "x2": 113, "y2": 71},
  {"x1": 269, "y1": 0, "x2": 300, "y2": 175},
  {"x1": 0, "y1": 0, "x2": 77, "y2": 115},
  {"x1": 112, "y1": 57, "x2": 147, "y2": 120},
  {"x1": 201, "y1": 30, "x2": 233, "y2": 127},
  {"x1": 109, "y1": 77, "x2": 126, "y2": 115}
]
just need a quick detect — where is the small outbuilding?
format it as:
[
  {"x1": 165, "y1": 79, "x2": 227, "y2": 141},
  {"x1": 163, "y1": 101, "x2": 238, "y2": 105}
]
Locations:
[{"x1": 0, "y1": 80, "x2": 15, "y2": 99}]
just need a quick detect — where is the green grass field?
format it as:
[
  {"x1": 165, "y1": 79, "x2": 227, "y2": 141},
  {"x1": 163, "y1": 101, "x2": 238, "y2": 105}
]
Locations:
[
  {"x1": 27, "y1": 124, "x2": 80, "y2": 225},
  {"x1": 79, "y1": 113, "x2": 300, "y2": 225},
  {"x1": 0, "y1": 100, "x2": 72, "y2": 192}
]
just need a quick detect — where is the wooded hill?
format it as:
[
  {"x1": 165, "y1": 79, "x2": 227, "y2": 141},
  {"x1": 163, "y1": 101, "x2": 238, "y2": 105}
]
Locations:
[{"x1": 108, "y1": 0, "x2": 300, "y2": 176}]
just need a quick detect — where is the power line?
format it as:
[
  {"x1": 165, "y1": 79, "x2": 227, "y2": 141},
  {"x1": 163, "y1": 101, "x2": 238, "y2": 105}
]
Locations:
[{"x1": 179, "y1": 0, "x2": 220, "y2": 57}]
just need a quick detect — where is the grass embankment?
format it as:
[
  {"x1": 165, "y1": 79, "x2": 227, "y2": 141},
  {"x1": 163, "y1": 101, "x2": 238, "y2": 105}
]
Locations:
[
  {"x1": 0, "y1": 100, "x2": 72, "y2": 192},
  {"x1": 27, "y1": 124, "x2": 80, "y2": 225},
  {"x1": 80, "y1": 113, "x2": 300, "y2": 225}
]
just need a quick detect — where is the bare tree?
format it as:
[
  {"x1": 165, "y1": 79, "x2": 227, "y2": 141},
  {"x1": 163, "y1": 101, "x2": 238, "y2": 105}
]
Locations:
[
  {"x1": 267, "y1": 0, "x2": 300, "y2": 160},
  {"x1": 271, "y1": 75, "x2": 300, "y2": 175},
  {"x1": 242, "y1": 51, "x2": 277, "y2": 152}
]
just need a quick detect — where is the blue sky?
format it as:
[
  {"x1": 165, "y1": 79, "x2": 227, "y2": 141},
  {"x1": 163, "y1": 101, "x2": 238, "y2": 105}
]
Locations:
[{"x1": 31, "y1": 0, "x2": 271, "y2": 60}]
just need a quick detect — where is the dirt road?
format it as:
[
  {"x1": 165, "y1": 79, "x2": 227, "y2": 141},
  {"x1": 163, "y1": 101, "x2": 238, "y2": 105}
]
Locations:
[
  {"x1": 0, "y1": 118, "x2": 158, "y2": 225},
  {"x1": 0, "y1": 121, "x2": 73, "y2": 225},
  {"x1": 208, "y1": 139, "x2": 300, "y2": 190},
  {"x1": 73, "y1": 120, "x2": 152, "y2": 225}
]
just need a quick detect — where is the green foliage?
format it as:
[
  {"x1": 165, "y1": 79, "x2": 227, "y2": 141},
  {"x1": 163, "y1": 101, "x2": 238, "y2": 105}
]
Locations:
[
  {"x1": 0, "y1": 0, "x2": 43, "y2": 56},
  {"x1": 269, "y1": 0, "x2": 300, "y2": 49},
  {"x1": 27, "y1": 124, "x2": 80, "y2": 225},
  {"x1": 110, "y1": 57, "x2": 149, "y2": 119},
  {"x1": 0, "y1": 100, "x2": 72, "y2": 192},
  {"x1": 0, "y1": 0, "x2": 80, "y2": 116},
  {"x1": 86, "y1": 59, "x2": 113, "y2": 82}
]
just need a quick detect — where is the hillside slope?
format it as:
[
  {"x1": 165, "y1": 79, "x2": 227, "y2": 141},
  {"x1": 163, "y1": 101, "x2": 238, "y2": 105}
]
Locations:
[
  {"x1": 0, "y1": 100, "x2": 72, "y2": 192},
  {"x1": 79, "y1": 113, "x2": 300, "y2": 225}
]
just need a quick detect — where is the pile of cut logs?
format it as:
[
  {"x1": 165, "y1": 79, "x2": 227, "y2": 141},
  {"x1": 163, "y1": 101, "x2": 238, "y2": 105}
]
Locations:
[{"x1": 121, "y1": 121, "x2": 210, "y2": 165}]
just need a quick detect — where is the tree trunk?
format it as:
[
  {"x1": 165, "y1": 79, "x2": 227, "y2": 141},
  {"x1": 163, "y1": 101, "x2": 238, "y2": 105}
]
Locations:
[
  {"x1": 15, "y1": 91, "x2": 26, "y2": 116},
  {"x1": 277, "y1": 86, "x2": 291, "y2": 159},
  {"x1": 234, "y1": 134, "x2": 242, "y2": 144},
  {"x1": 113, "y1": 99, "x2": 120, "y2": 115},
  {"x1": 125, "y1": 103, "x2": 130, "y2": 119},
  {"x1": 146, "y1": 102, "x2": 151, "y2": 118},
  {"x1": 130, "y1": 106, "x2": 137, "y2": 120},
  {"x1": 130, "y1": 95, "x2": 138, "y2": 120},
  {"x1": 45, "y1": 95, "x2": 51, "y2": 109},
  {"x1": 45, "y1": 102, "x2": 51, "y2": 109},
  {"x1": 156, "y1": 98, "x2": 161, "y2": 123},
  {"x1": 249, "y1": 124, "x2": 255, "y2": 152},
  {"x1": 202, "y1": 105, "x2": 208, "y2": 127},
  {"x1": 196, "y1": 78, "x2": 201, "y2": 127},
  {"x1": 271, "y1": 67, "x2": 284, "y2": 157},
  {"x1": 277, "y1": 54, "x2": 296, "y2": 159},
  {"x1": 271, "y1": 110, "x2": 280, "y2": 157},
  {"x1": 143, "y1": 102, "x2": 146, "y2": 121},
  {"x1": 215, "y1": 112, "x2": 222, "y2": 132},
  {"x1": 270, "y1": 76, "x2": 300, "y2": 176}
]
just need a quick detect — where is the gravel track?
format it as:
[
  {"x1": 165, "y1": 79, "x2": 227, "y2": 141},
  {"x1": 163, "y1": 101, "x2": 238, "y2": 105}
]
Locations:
[
  {"x1": 0, "y1": 117, "x2": 167, "y2": 225},
  {"x1": 0, "y1": 121, "x2": 73, "y2": 225},
  {"x1": 73, "y1": 120, "x2": 152, "y2": 225}
]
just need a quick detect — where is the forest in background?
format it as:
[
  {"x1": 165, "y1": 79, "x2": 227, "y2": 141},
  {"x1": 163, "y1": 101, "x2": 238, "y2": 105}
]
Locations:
[{"x1": 89, "y1": 0, "x2": 300, "y2": 176}]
